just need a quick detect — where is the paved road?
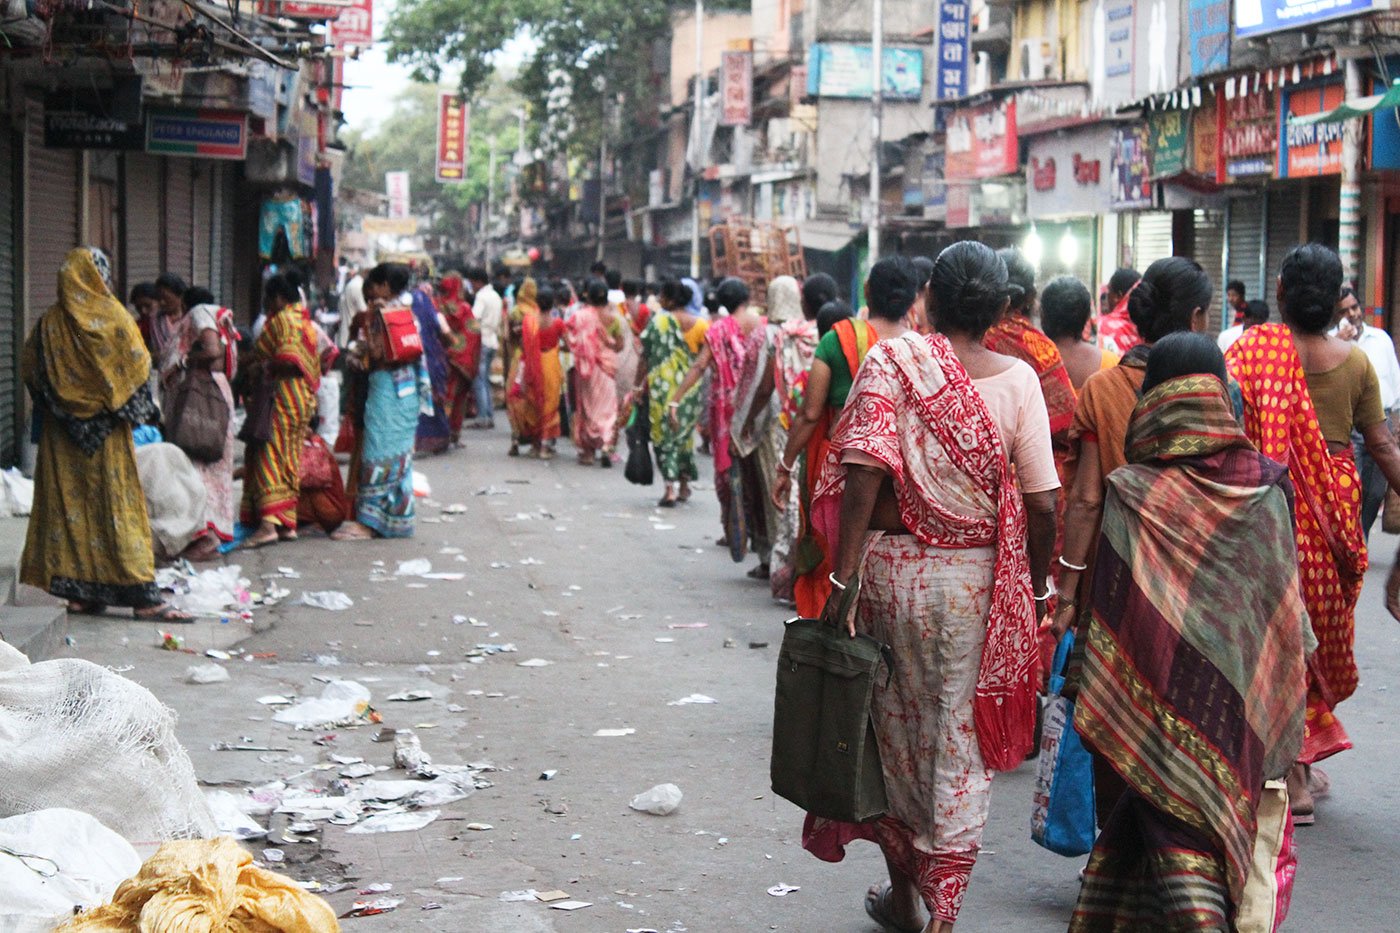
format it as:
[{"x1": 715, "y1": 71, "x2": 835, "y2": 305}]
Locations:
[{"x1": 54, "y1": 425, "x2": 1400, "y2": 931}]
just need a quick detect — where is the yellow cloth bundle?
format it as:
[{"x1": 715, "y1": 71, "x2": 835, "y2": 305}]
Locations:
[{"x1": 58, "y1": 837, "x2": 340, "y2": 933}]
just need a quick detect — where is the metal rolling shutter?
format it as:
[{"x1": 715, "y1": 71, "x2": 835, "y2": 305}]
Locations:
[
  {"x1": 1226, "y1": 195, "x2": 1265, "y2": 310},
  {"x1": 163, "y1": 158, "x2": 194, "y2": 282},
  {"x1": 192, "y1": 162, "x2": 213, "y2": 287},
  {"x1": 1193, "y1": 209, "x2": 1226, "y2": 336},
  {"x1": 209, "y1": 164, "x2": 234, "y2": 303},
  {"x1": 24, "y1": 102, "x2": 81, "y2": 330},
  {"x1": 1132, "y1": 211, "x2": 1174, "y2": 268},
  {"x1": 0, "y1": 127, "x2": 17, "y2": 466},
  {"x1": 123, "y1": 153, "x2": 162, "y2": 288},
  {"x1": 1266, "y1": 184, "x2": 1305, "y2": 290}
]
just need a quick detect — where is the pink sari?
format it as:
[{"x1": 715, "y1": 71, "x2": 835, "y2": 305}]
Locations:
[
  {"x1": 566, "y1": 304, "x2": 619, "y2": 453},
  {"x1": 705, "y1": 315, "x2": 748, "y2": 476}
]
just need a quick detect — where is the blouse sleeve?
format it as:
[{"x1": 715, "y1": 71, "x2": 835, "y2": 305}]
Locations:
[
  {"x1": 1353, "y1": 350, "x2": 1386, "y2": 432},
  {"x1": 1008, "y1": 363, "x2": 1060, "y2": 494}
]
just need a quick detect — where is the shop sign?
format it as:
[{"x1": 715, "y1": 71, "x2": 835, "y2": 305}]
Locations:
[
  {"x1": 362, "y1": 216, "x2": 418, "y2": 236},
  {"x1": 720, "y1": 51, "x2": 753, "y2": 126},
  {"x1": 435, "y1": 92, "x2": 469, "y2": 183},
  {"x1": 295, "y1": 110, "x2": 318, "y2": 186},
  {"x1": 1235, "y1": 0, "x2": 1385, "y2": 39},
  {"x1": 936, "y1": 0, "x2": 971, "y2": 101},
  {"x1": 260, "y1": 0, "x2": 348, "y2": 19},
  {"x1": 1149, "y1": 109, "x2": 1188, "y2": 177},
  {"x1": 44, "y1": 92, "x2": 144, "y2": 150},
  {"x1": 1217, "y1": 85, "x2": 1276, "y2": 179},
  {"x1": 386, "y1": 171, "x2": 411, "y2": 218},
  {"x1": 146, "y1": 109, "x2": 247, "y2": 159},
  {"x1": 947, "y1": 178, "x2": 1025, "y2": 228},
  {"x1": 806, "y1": 44, "x2": 924, "y2": 101},
  {"x1": 247, "y1": 62, "x2": 280, "y2": 122},
  {"x1": 1372, "y1": 76, "x2": 1400, "y2": 170},
  {"x1": 923, "y1": 151, "x2": 947, "y2": 221},
  {"x1": 330, "y1": 0, "x2": 373, "y2": 46},
  {"x1": 1026, "y1": 124, "x2": 1114, "y2": 218},
  {"x1": 1110, "y1": 122, "x2": 1153, "y2": 209},
  {"x1": 1188, "y1": 0, "x2": 1231, "y2": 75},
  {"x1": 1279, "y1": 81, "x2": 1345, "y2": 178},
  {"x1": 1190, "y1": 94, "x2": 1218, "y2": 175},
  {"x1": 945, "y1": 97, "x2": 1018, "y2": 180}
]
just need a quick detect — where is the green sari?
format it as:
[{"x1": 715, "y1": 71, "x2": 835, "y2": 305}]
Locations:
[{"x1": 640, "y1": 311, "x2": 709, "y2": 482}]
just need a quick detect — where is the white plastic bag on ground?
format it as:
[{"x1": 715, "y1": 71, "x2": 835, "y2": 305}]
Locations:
[
  {"x1": 185, "y1": 663, "x2": 230, "y2": 685},
  {"x1": 0, "y1": 652, "x2": 216, "y2": 843},
  {"x1": 298, "y1": 590, "x2": 354, "y2": 611},
  {"x1": 160, "y1": 564, "x2": 251, "y2": 617},
  {"x1": 134, "y1": 442, "x2": 208, "y2": 559},
  {"x1": 0, "y1": 808, "x2": 141, "y2": 933},
  {"x1": 629, "y1": 783, "x2": 683, "y2": 815},
  {"x1": 395, "y1": 558, "x2": 433, "y2": 577},
  {"x1": 272, "y1": 680, "x2": 371, "y2": 728},
  {"x1": 412, "y1": 471, "x2": 431, "y2": 498},
  {"x1": 203, "y1": 791, "x2": 269, "y2": 840},
  {"x1": 0, "y1": 467, "x2": 33, "y2": 517}
]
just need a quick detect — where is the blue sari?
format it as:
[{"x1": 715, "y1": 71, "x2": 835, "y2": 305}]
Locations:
[
  {"x1": 355, "y1": 362, "x2": 430, "y2": 538},
  {"x1": 411, "y1": 288, "x2": 451, "y2": 454}
]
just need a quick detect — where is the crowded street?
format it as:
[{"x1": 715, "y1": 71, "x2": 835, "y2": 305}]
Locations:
[{"x1": 4, "y1": 423, "x2": 1396, "y2": 931}]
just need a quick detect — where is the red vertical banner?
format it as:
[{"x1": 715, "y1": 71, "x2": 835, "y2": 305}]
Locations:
[
  {"x1": 720, "y1": 51, "x2": 753, "y2": 127},
  {"x1": 435, "y1": 91, "x2": 469, "y2": 183},
  {"x1": 330, "y1": 0, "x2": 373, "y2": 46}
]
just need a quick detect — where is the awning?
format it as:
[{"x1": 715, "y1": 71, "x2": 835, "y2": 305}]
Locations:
[
  {"x1": 1290, "y1": 78, "x2": 1400, "y2": 126},
  {"x1": 797, "y1": 218, "x2": 862, "y2": 254}
]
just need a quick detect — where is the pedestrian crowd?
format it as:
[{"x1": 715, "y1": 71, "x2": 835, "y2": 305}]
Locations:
[{"x1": 16, "y1": 237, "x2": 1400, "y2": 932}]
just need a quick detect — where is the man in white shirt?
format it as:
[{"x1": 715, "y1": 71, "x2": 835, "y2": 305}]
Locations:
[
  {"x1": 1336, "y1": 286, "x2": 1400, "y2": 535},
  {"x1": 340, "y1": 266, "x2": 367, "y2": 349},
  {"x1": 470, "y1": 267, "x2": 504, "y2": 429},
  {"x1": 1217, "y1": 299, "x2": 1271, "y2": 353}
]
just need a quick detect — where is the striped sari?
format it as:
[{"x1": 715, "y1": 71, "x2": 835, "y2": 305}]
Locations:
[
  {"x1": 1071, "y1": 374, "x2": 1308, "y2": 931},
  {"x1": 240, "y1": 309, "x2": 320, "y2": 528},
  {"x1": 1226, "y1": 322, "x2": 1359, "y2": 763}
]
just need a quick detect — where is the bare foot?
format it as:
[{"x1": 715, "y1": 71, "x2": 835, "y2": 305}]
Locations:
[
  {"x1": 134, "y1": 603, "x2": 193, "y2": 622},
  {"x1": 331, "y1": 521, "x2": 375, "y2": 541}
]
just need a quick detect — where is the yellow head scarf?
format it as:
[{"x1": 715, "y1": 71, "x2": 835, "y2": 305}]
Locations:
[{"x1": 31, "y1": 248, "x2": 151, "y2": 420}]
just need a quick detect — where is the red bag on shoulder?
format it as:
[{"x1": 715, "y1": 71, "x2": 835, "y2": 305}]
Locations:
[{"x1": 375, "y1": 304, "x2": 423, "y2": 365}]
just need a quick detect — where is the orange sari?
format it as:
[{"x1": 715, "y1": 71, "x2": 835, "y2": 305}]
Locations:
[
  {"x1": 793, "y1": 318, "x2": 878, "y2": 618},
  {"x1": 505, "y1": 281, "x2": 564, "y2": 444},
  {"x1": 1226, "y1": 322, "x2": 1358, "y2": 762}
]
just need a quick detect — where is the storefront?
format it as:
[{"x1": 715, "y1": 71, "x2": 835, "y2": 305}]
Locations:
[
  {"x1": 944, "y1": 95, "x2": 1021, "y2": 239},
  {"x1": 1024, "y1": 123, "x2": 1114, "y2": 289}
]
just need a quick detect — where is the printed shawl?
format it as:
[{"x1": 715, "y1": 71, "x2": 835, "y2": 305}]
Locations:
[
  {"x1": 983, "y1": 313, "x2": 1076, "y2": 435},
  {"x1": 706, "y1": 314, "x2": 749, "y2": 475},
  {"x1": 439, "y1": 274, "x2": 480, "y2": 380},
  {"x1": 774, "y1": 318, "x2": 818, "y2": 430},
  {"x1": 815, "y1": 331, "x2": 1038, "y2": 771},
  {"x1": 1226, "y1": 322, "x2": 1360, "y2": 762},
  {"x1": 1074, "y1": 375, "x2": 1308, "y2": 924}
]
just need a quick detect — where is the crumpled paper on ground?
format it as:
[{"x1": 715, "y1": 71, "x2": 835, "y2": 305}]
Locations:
[{"x1": 56, "y1": 836, "x2": 340, "y2": 932}]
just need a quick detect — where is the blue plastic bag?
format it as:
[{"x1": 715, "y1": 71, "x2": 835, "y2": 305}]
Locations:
[{"x1": 1030, "y1": 631, "x2": 1096, "y2": 856}]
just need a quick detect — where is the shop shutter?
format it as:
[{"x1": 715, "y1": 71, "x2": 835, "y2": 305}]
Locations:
[
  {"x1": 192, "y1": 162, "x2": 213, "y2": 287},
  {"x1": 1132, "y1": 211, "x2": 1174, "y2": 269},
  {"x1": 219, "y1": 165, "x2": 238, "y2": 308},
  {"x1": 1193, "y1": 209, "x2": 1226, "y2": 336},
  {"x1": 24, "y1": 101, "x2": 81, "y2": 330},
  {"x1": 0, "y1": 127, "x2": 17, "y2": 466},
  {"x1": 163, "y1": 158, "x2": 194, "y2": 282},
  {"x1": 1266, "y1": 184, "x2": 1306, "y2": 290},
  {"x1": 124, "y1": 153, "x2": 163, "y2": 288},
  {"x1": 1226, "y1": 195, "x2": 1265, "y2": 310}
]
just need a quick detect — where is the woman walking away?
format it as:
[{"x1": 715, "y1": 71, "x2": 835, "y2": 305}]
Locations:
[
  {"x1": 670, "y1": 277, "x2": 765, "y2": 546},
  {"x1": 567, "y1": 277, "x2": 625, "y2": 466},
  {"x1": 804, "y1": 247, "x2": 1057, "y2": 933},
  {"x1": 334, "y1": 263, "x2": 431, "y2": 541},
  {"x1": 241, "y1": 273, "x2": 321, "y2": 548},
  {"x1": 412, "y1": 277, "x2": 453, "y2": 455},
  {"x1": 159, "y1": 286, "x2": 239, "y2": 560},
  {"x1": 1070, "y1": 333, "x2": 1308, "y2": 932},
  {"x1": 439, "y1": 272, "x2": 480, "y2": 444},
  {"x1": 21, "y1": 248, "x2": 187, "y2": 620},
  {"x1": 1041, "y1": 275, "x2": 1117, "y2": 391},
  {"x1": 505, "y1": 279, "x2": 566, "y2": 459},
  {"x1": 636, "y1": 280, "x2": 710, "y2": 507},
  {"x1": 1226, "y1": 243, "x2": 1400, "y2": 824}
]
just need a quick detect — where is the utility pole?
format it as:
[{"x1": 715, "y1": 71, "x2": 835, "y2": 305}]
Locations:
[
  {"x1": 597, "y1": 91, "x2": 609, "y2": 263},
  {"x1": 689, "y1": 0, "x2": 705, "y2": 278},
  {"x1": 486, "y1": 146, "x2": 497, "y2": 267},
  {"x1": 1339, "y1": 35, "x2": 1363, "y2": 287},
  {"x1": 868, "y1": 0, "x2": 882, "y2": 265}
]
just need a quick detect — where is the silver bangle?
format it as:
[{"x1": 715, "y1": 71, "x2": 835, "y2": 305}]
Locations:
[
  {"x1": 1058, "y1": 556, "x2": 1088, "y2": 572},
  {"x1": 1033, "y1": 588, "x2": 1052, "y2": 601},
  {"x1": 828, "y1": 572, "x2": 847, "y2": 591}
]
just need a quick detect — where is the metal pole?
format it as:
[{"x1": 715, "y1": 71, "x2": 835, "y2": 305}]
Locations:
[
  {"x1": 598, "y1": 96, "x2": 608, "y2": 263},
  {"x1": 486, "y1": 147, "x2": 497, "y2": 267},
  {"x1": 689, "y1": 0, "x2": 704, "y2": 278},
  {"x1": 868, "y1": 0, "x2": 882, "y2": 264},
  {"x1": 1339, "y1": 53, "x2": 1363, "y2": 286}
]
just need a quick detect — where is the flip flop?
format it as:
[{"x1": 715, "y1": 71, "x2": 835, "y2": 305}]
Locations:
[
  {"x1": 658, "y1": 497, "x2": 677, "y2": 508},
  {"x1": 864, "y1": 881, "x2": 923, "y2": 933}
]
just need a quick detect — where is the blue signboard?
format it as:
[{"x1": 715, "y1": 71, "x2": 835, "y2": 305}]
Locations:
[
  {"x1": 1235, "y1": 0, "x2": 1385, "y2": 38},
  {"x1": 807, "y1": 44, "x2": 925, "y2": 100},
  {"x1": 1188, "y1": 0, "x2": 1230, "y2": 75},
  {"x1": 936, "y1": 1, "x2": 971, "y2": 101}
]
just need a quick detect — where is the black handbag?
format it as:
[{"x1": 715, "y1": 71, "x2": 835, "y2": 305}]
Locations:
[
  {"x1": 770, "y1": 578, "x2": 893, "y2": 823},
  {"x1": 624, "y1": 399, "x2": 654, "y2": 486},
  {"x1": 237, "y1": 374, "x2": 275, "y2": 446},
  {"x1": 165, "y1": 367, "x2": 230, "y2": 462}
]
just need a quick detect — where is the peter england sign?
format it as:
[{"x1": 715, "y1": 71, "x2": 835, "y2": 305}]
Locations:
[{"x1": 147, "y1": 109, "x2": 249, "y2": 159}]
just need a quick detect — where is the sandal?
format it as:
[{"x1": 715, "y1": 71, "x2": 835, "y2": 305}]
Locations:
[
  {"x1": 508, "y1": 443, "x2": 520, "y2": 457},
  {"x1": 658, "y1": 496, "x2": 677, "y2": 508},
  {"x1": 747, "y1": 564, "x2": 770, "y2": 580},
  {"x1": 864, "y1": 881, "x2": 923, "y2": 933},
  {"x1": 134, "y1": 603, "x2": 194, "y2": 623}
]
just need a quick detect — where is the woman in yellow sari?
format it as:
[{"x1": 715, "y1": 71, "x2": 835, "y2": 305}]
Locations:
[
  {"x1": 505, "y1": 279, "x2": 565, "y2": 459},
  {"x1": 21, "y1": 248, "x2": 187, "y2": 620}
]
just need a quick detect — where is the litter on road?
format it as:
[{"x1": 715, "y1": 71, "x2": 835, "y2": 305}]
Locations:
[
  {"x1": 667, "y1": 694, "x2": 717, "y2": 706},
  {"x1": 184, "y1": 663, "x2": 230, "y2": 684},
  {"x1": 297, "y1": 591, "x2": 354, "y2": 611},
  {"x1": 629, "y1": 783, "x2": 683, "y2": 815},
  {"x1": 593, "y1": 728, "x2": 635, "y2": 737}
]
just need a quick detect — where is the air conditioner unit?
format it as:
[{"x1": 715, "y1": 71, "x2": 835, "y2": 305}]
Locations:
[
  {"x1": 967, "y1": 52, "x2": 992, "y2": 95},
  {"x1": 1018, "y1": 39, "x2": 1058, "y2": 81}
]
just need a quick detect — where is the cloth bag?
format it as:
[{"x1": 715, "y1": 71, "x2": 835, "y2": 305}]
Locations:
[
  {"x1": 1031, "y1": 631, "x2": 1096, "y2": 856},
  {"x1": 237, "y1": 375, "x2": 275, "y2": 445},
  {"x1": 770, "y1": 579, "x2": 892, "y2": 823},
  {"x1": 624, "y1": 399, "x2": 654, "y2": 486},
  {"x1": 164, "y1": 367, "x2": 229, "y2": 462}
]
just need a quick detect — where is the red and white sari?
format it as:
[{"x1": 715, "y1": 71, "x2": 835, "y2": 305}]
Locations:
[{"x1": 805, "y1": 332, "x2": 1038, "y2": 925}]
